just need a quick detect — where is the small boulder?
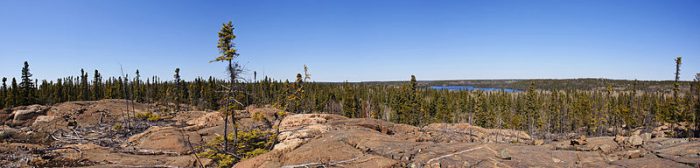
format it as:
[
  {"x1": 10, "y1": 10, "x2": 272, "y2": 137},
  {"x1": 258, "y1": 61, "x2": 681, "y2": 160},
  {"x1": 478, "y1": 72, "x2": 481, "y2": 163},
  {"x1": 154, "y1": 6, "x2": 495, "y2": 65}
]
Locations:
[
  {"x1": 498, "y1": 149, "x2": 512, "y2": 160},
  {"x1": 640, "y1": 133, "x2": 652, "y2": 142},
  {"x1": 571, "y1": 135, "x2": 588, "y2": 146},
  {"x1": 626, "y1": 135, "x2": 644, "y2": 147},
  {"x1": 533, "y1": 139, "x2": 544, "y2": 146},
  {"x1": 0, "y1": 126, "x2": 19, "y2": 139},
  {"x1": 630, "y1": 130, "x2": 641, "y2": 136},
  {"x1": 624, "y1": 149, "x2": 643, "y2": 159},
  {"x1": 614, "y1": 135, "x2": 625, "y2": 144},
  {"x1": 11, "y1": 105, "x2": 48, "y2": 122},
  {"x1": 652, "y1": 130, "x2": 666, "y2": 138}
]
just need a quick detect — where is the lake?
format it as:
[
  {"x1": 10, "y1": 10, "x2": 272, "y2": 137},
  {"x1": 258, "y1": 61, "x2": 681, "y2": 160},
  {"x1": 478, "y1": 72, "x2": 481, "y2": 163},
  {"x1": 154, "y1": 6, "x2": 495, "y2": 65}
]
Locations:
[{"x1": 430, "y1": 85, "x2": 521, "y2": 92}]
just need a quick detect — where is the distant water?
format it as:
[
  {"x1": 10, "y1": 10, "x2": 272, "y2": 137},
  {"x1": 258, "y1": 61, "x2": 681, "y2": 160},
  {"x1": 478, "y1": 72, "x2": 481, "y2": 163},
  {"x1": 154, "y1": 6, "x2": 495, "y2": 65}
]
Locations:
[{"x1": 430, "y1": 85, "x2": 521, "y2": 92}]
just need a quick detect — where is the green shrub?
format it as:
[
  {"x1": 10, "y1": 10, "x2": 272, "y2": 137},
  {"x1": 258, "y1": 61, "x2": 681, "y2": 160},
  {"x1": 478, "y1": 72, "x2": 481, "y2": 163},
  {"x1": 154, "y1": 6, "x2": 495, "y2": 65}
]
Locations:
[
  {"x1": 198, "y1": 129, "x2": 274, "y2": 168},
  {"x1": 112, "y1": 123, "x2": 123, "y2": 131},
  {"x1": 147, "y1": 114, "x2": 161, "y2": 122},
  {"x1": 135, "y1": 112, "x2": 161, "y2": 122}
]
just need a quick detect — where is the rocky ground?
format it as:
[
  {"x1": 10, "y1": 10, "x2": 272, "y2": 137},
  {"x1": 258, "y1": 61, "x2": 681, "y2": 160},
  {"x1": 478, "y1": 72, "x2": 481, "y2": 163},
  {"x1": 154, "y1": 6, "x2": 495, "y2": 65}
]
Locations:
[
  {"x1": 1, "y1": 100, "x2": 699, "y2": 167},
  {"x1": 0, "y1": 100, "x2": 280, "y2": 167},
  {"x1": 236, "y1": 114, "x2": 700, "y2": 168}
]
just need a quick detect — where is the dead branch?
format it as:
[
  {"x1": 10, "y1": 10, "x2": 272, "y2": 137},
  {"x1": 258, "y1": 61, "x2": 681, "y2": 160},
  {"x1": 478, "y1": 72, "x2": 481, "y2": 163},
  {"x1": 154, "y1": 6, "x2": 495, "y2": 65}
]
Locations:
[
  {"x1": 117, "y1": 149, "x2": 181, "y2": 156},
  {"x1": 280, "y1": 156, "x2": 361, "y2": 168},
  {"x1": 426, "y1": 146, "x2": 485, "y2": 165}
]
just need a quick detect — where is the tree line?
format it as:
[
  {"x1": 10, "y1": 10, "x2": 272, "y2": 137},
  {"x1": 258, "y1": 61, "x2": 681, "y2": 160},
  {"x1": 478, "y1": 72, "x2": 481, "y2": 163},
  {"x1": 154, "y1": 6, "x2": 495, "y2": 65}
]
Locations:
[
  {"x1": 1, "y1": 59, "x2": 699, "y2": 139},
  {"x1": 1, "y1": 57, "x2": 699, "y2": 139}
]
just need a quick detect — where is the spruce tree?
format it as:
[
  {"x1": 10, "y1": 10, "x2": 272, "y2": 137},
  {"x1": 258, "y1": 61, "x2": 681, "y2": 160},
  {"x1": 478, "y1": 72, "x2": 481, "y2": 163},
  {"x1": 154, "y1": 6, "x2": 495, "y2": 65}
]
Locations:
[
  {"x1": 671, "y1": 57, "x2": 682, "y2": 137},
  {"x1": 55, "y1": 78, "x2": 64, "y2": 102},
  {"x1": 6, "y1": 78, "x2": 18, "y2": 108},
  {"x1": 291, "y1": 73, "x2": 304, "y2": 113},
  {"x1": 93, "y1": 70, "x2": 103, "y2": 100},
  {"x1": 407, "y1": 75, "x2": 419, "y2": 125},
  {"x1": 19, "y1": 61, "x2": 35, "y2": 105},
  {"x1": 80, "y1": 69, "x2": 90, "y2": 101},
  {"x1": 0, "y1": 77, "x2": 6, "y2": 109},
  {"x1": 525, "y1": 82, "x2": 539, "y2": 137},
  {"x1": 212, "y1": 21, "x2": 241, "y2": 152},
  {"x1": 695, "y1": 73, "x2": 700, "y2": 137},
  {"x1": 174, "y1": 68, "x2": 181, "y2": 111},
  {"x1": 135, "y1": 70, "x2": 141, "y2": 102}
]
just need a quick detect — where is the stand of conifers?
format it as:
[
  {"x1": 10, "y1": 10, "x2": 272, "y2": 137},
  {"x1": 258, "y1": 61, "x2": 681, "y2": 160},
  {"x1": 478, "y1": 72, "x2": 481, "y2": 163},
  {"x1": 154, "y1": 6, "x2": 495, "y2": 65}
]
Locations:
[{"x1": 1, "y1": 29, "x2": 699, "y2": 143}]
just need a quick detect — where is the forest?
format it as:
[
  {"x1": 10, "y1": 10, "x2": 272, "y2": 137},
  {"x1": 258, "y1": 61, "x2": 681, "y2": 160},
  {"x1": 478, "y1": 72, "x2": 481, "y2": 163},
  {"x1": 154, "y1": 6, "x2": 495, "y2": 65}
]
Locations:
[
  {"x1": 1, "y1": 57, "x2": 699, "y2": 139},
  {"x1": 1, "y1": 20, "x2": 699, "y2": 168}
]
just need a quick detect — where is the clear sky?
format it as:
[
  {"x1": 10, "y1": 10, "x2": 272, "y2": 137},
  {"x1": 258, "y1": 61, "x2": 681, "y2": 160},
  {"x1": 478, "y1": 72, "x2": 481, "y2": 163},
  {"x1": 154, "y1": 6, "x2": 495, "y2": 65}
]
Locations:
[{"x1": 1, "y1": 0, "x2": 699, "y2": 82}]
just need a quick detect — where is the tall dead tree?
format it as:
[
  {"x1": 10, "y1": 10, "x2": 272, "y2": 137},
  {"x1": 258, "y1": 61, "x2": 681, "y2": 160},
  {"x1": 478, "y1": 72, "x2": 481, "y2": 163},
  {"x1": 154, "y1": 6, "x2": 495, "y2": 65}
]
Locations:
[
  {"x1": 120, "y1": 65, "x2": 132, "y2": 129},
  {"x1": 303, "y1": 64, "x2": 311, "y2": 82},
  {"x1": 212, "y1": 21, "x2": 241, "y2": 152},
  {"x1": 695, "y1": 73, "x2": 700, "y2": 137}
]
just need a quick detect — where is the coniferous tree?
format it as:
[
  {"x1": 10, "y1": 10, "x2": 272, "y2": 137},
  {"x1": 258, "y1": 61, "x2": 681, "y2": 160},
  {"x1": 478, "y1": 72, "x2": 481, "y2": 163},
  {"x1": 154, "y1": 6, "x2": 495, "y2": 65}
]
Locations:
[
  {"x1": 93, "y1": 70, "x2": 103, "y2": 100},
  {"x1": 0, "y1": 77, "x2": 6, "y2": 109},
  {"x1": 80, "y1": 69, "x2": 90, "y2": 101},
  {"x1": 174, "y1": 68, "x2": 182, "y2": 111},
  {"x1": 524, "y1": 82, "x2": 540, "y2": 137},
  {"x1": 212, "y1": 21, "x2": 241, "y2": 152},
  {"x1": 671, "y1": 57, "x2": 682, "y2": 137},
  {"x1": 134, "y1": 70, "x2": 141, "y2": 102},
  {"x1": 289, "y1": 73, "x2": 304, "y2": 113},
  {"x1": 19, "y1": 61, "x2": 35, "y2": 105},
  {"x1": 407, "y1": 75, "x2": 420, "y2": 125},
  {"x1": 6, "y1": 78, "x2": 18, "y2": 108},
  {"x1": 55, "y1": 78, "x2": 63, "y2": 102},
  {"x1": 694, "y1": 73, "x2": 700, "y2": 137},
  {"x1": 342, "y1": 81, "x2": 359, "y2": 118}
]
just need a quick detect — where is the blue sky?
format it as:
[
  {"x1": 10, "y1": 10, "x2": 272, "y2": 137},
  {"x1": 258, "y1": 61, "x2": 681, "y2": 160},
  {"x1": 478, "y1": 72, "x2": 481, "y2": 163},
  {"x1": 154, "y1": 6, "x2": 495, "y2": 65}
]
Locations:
[{"x1": 1, "y1": 0, "x2": 699, "y2": 82}]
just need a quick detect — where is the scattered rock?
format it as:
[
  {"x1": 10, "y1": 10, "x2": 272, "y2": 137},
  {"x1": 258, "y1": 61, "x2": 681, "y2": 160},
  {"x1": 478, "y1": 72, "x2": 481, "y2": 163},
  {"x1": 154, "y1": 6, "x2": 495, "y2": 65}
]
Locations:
[
  {"x1": 626, "y1": 135, "x2": 644, "y2": 147},
  {"x1": 614, "y1": 134, "x2": 625, "y2": 144},
  {"x1": 533, "y1": 139, "x2": 544, "y2": 146},
  {"x1": 10, "y1": 105, "x2": 49, "y2": 121},
  {"x1": 0, "y1": 126, "x2": 19, "y2": 139},
  {"x1": 631, "y1": 130, "x2": 641, "y2": 136},
  {"x1": 571, "y1": 135, "x2": 588, "y2": 146},
  {"x1": 6, "y1": 105, "x2": 49, "y2": 126},
  {"x1": 641, "y1": 133, "x2": 652, "y2": 142},
  {"x1": 624, "y1": 149, "x2": 643, "y2": 159},
  {"x1": 498, "y1": 149, "x2": 512, "y2": 160}
]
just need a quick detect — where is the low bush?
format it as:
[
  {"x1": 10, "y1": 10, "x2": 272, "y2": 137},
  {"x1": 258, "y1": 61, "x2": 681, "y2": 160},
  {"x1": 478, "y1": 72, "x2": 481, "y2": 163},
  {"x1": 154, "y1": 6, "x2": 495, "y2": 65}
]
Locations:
[{"x1": 198, "y1": 129, "x2": 275, "y2": 168}]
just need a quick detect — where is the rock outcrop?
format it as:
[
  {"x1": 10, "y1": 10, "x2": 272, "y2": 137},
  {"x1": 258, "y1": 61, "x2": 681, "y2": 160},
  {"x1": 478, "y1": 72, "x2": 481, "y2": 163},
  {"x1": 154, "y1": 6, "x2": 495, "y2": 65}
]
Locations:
[
  {"x1": 2, "y1": 100, "x2": 699, "y2": 167},
  {"x1": 237, "y1": 113, "x2": 700, "y2": 167}
]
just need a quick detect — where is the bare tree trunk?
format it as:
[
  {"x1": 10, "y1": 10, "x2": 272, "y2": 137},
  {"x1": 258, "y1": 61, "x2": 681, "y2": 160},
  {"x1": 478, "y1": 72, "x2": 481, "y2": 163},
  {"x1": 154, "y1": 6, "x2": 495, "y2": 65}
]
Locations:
[
  {"x1": 223, "y1": 105, "x2": 229, "y2": 151},
  {"x1": 123, "y1": 78, "x2": 131, "y2": 130},
  {"x1": 469, "y1": 112, "x2": 473, "y2": 142},
  {"x1": 229, "y1": 60, "x2": 238, "y2": 153}
]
